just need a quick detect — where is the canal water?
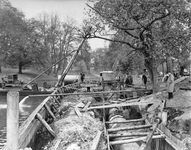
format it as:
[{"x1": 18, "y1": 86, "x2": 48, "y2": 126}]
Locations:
[{"x1": 0, "y1": 95, "x2": 45, "y2": 149}]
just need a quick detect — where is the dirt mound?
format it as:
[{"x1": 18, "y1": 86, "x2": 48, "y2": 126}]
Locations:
[{"x1": 44, "y1": 111, "x2": 105, "y2": 150}]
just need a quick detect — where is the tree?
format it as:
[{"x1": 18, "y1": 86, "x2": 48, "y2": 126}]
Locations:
[
  {"x1": 86, "y1": 0, "x2": 191, "y2": 91},
  {"x1": 75, "y1": 40, "x2": 91, "y2": 73},
  {"x1": 0, "y1": 0, "x2": 37, "y2": 73},
  {"x1": 36, "y1": 14, "x2": 79, "y2": 76},
  {"x1": 90, "y1": 48, "x2": 109, "y2": 71}
]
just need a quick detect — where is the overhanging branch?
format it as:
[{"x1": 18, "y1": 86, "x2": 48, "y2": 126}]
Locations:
[
  {"x1": 86, "y1": 3, "x2": 140, "y2": 39},
  {"x1": 88, "y1": 35, "x2": 143, "y2": 50},
  {"x1": 140, "y1": 12, "x2": 170, "y2": 38}
]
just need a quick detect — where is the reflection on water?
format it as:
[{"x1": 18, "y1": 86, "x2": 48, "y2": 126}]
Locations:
[{"x1": 0, "y1": 95, "x2": 45, "y2": 148}]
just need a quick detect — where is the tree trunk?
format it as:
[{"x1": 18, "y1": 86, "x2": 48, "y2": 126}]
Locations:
[
  {"x1": 145, "y1": 58, "x2": 159, "y2": 93},
  {"x1": 0, "y1": 66, "x2": 2, "y2": 73},
  {"x1": 167, "y1": 56, "x2": 173, "y2": 73},
  {"x1": 180, "y1": 66, "x2": 184, "y2": 76},
  {"x1": 18, "y1": 62, "x2": 23, "y2": 74}
]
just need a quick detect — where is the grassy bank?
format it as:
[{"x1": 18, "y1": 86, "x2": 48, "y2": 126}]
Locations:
[{"x1": 0, "y1": 67, "x2": 58, "y2": 87}]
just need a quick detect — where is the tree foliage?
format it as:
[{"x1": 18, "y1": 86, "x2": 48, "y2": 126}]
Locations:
[
  {"x1": 0, "y1": 0, "x2": 85, "y2": 74},
  {"x1": 86, "y1": 0, "x2": 191, "y2": 91}
]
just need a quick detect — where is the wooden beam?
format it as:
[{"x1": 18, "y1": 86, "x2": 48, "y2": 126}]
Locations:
[
  {"x1": 109, "y1": 132, "x2": 159, "y2": 138},
  {"x1": 44, "y1": 104, "x2": 56, "y2": 120},
  {"x1": 105, "y1": 118, "x2": 145, "y2": 124},
  {"x1": 36, "y1": 113, "x2": 56, "y2": 138},
  {"x1": 110, "y1": 135, "x2": 165, "y2": 145},
  {"x1": 108, "y1": 124, "x2": 152, "y2": 132},
  {"x1": 82, "y1": 101, "x2": 92, "y2": 112},
  {"x1": 28, "y1": 89, "x2": 152, "y2": 97},
  {"x1": 74, "y1": 107, "x2": 82, "y2": 117},
  {"x1": 88, "y1": 101, "x2": 159, "y2": 110},
  {"x1": 52, "y1": 139, "x2": 62, "y2": 150},
  {"x1": 90, "y1": 131, "x2": 102, "y2": 150},
  {"x1": 107, "y1": 131, "x2": 111, "y2": 150}
]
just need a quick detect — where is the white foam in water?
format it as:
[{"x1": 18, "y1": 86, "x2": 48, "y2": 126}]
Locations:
[
  {"x1": 0, "y1": 96, "x2": 31, "y2": 110},
  {"x1": 0, "y1": 104, "x2": 7, "y2": 109},
  {"x1": 19, "y1": 96, "x2": 29, "y2": 105}
]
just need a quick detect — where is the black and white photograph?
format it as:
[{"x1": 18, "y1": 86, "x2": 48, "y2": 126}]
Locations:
[{"x1": 0, "y1": 0, "x2": 191, "y2": 150}]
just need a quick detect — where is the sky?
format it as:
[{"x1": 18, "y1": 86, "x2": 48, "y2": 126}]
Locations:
[{"x1": 8, "y1": 0, "x2": 109, "y2": 50}]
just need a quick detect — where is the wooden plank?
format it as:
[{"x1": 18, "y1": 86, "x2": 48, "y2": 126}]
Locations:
[
  {"x1": 28, "y1": 89, "x2": 153, "y2": 97},
  {"x1": 82, "y1": 101, "x2": 92, "y2": 112},
  {"x1": 109, "y1": 132, "x2": 159, "y2": 138},
  {"x1": 52, "y1": 139, "x2": 62, "y2": 150},
  {"x1": 157, "y1": 124, "x2": 186, "y2": 150},
  {"x1": 90, "y1": 131, "x2": 102, "y2": 150},
  {"x1": 106, "y1": 118, "x2": 145, "y2": 124},
  {"x1": 108, "y1": 124, "x2": 152, "y2": 132},
  {"x1": 19, "y1": 108, "x2": 46, "y2": 149},
  {"x1": 44, "y1": 103, "x2": 56, "y2": 120},
  {"x1": 139, "y1": 118, "x2": 161, "y2": 150},
  {"x1": 36, "y1": 113, "x2": 56, "y2": 138},
  {"x1": 88, "y1": 100, "x2": 159, "y2": 110},
  {"x1": 74, "y1": 107, "x2": 82, "y2": 117},
  {"x1": 106, "y1": 131, "x2": 111, "y2": 150},
  {"x1": 110, "y1": 135, "x2": 165, "y2": 145}
]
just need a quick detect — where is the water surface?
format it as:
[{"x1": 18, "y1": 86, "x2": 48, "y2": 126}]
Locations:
[{"x1": 0, "y1": 95, "x2": 45, "y2": 148}]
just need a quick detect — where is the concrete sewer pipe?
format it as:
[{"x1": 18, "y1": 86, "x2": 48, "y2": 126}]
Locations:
[{"x1": 108, "y1": 107, "x2": 146, "y2": 150}]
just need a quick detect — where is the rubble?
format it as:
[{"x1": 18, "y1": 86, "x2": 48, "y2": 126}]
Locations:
[{"x1": 43, "y1": 95, "x2": 106, "y2": 150}]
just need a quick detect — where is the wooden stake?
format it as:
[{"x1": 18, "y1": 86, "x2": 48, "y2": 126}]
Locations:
[
  {"x1": 90, "y1": 131, "x2": 102, "y2": 150},
  {"x1": 36, "y1": 113, "x2": 56, "y2": 138},
  {"x1": 110, "y1": 135, "x2": 165, "y2": 145},
  {"x1": 6, "y1": 91, "x2": 19, "y2": 150},
  {"x1": 44, "y1": 104, "x2": 56, "y2": 120},
  {"x1": 108, "y1": 124, "x2": 152, "y2": 132}
]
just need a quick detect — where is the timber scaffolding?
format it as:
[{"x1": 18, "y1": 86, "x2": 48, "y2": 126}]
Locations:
[
  {"x1": 2, "y1": 32, "x2": 189, "y2": 150},
  {"x1": 2, "y1": 76, "x2": 189, "y2": 150}
]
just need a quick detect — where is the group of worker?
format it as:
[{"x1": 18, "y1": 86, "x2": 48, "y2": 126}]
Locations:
[{"x1": 78, "y1": 70, "x2": 175, "y2": 100}]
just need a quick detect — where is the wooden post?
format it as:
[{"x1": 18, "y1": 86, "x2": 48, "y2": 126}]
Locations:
[
  {"x1": 156, "y1": 139, "x2": 159, "y2": 150},
  {"x1": 90, "y1": 131, "x2": 102, "y2": 150},
  {"x1": 36, "y1": 113, "x2": 56, "y2": 138},
  {"x1": 44, "y1": 104, "x2": 56, "y2": 120},
  {"x1": 7, "y1": 91, "x2": 19, "y2": 150}
]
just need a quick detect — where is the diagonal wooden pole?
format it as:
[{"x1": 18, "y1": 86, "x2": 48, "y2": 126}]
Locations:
[{"x1": 55, "y1": 37, "x2": 87, "y2": 87}]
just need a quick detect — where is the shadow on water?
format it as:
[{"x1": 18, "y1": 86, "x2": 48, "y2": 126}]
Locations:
[{"x1": 0, "y1": 95, "x2": 46, "y2": 148}]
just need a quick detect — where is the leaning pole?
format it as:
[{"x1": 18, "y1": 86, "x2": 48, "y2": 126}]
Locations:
[{"x1": 55, "y1": 37, "x2": 88, "y2": 87}]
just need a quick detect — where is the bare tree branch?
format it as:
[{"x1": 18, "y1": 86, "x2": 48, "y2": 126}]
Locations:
[
  {"x1": 140, "y1": 12, "x2": 170, "y2": 38},
  {"x1": 86, "y1": 3, "x2": 140, "y2": 39},
  {"x1": 88, "y1": 35, "x2": 143, "y2": 50}
]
